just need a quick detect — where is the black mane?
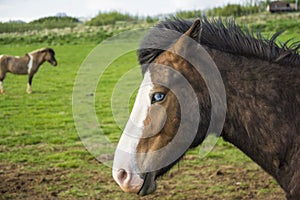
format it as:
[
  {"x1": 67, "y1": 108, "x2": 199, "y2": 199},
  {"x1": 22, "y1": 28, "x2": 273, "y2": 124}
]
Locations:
[{"x1": 138, "y1": 16, "x2": 300, "y2": 74}]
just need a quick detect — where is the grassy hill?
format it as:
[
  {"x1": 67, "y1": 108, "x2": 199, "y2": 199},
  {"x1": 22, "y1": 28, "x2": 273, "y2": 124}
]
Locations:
[
  {"x1": 0, "y1": 16, "x2": 80, "y2": 33},
  {"x1": 237, "y1": 12, "x2": 300, "y2": 34},
  {"x1": 0, "y1": 12, "x2": 299, "y2": 46}
]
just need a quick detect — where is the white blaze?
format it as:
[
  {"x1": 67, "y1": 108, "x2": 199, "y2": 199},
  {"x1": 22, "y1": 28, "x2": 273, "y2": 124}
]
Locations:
[
  {"x1": 129, "y1": 70, "x2": 153, "y2": 134},
  {"x1": 113, "y1": 70, "x2": 153, "y2": 184},
  {"x1": 27, "y1": 54, "x2": 33, "y2": 74}
]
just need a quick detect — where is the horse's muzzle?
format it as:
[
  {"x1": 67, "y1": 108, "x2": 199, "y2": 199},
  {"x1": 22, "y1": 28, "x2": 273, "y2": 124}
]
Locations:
[
  {"x1": 49, "y1": 59, "x2": 57, "y2": 66},
  {"x1": 113, "y1": 168, "x2": 144, "y2": 194}
]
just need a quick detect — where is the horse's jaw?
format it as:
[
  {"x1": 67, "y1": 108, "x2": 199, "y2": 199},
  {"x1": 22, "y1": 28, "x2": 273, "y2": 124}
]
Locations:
[
  {"x1": 138, "y1": 172, "x2": 157, "y2": 196},
  {"x1": 48, "y1": 60, "x2": 57, "y2": 66}
]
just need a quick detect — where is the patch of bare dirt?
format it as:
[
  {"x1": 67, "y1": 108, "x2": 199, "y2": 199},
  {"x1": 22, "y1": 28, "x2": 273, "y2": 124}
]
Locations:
[
  {"x1": 0, "y1": 158, "x2": 285, "y2": 200},
  {"x1": 0, "y1": 163, "x2": 68, "y2": 199}
]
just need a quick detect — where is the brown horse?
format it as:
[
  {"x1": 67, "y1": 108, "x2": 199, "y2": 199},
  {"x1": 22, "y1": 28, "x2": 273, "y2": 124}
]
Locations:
[
  {"x1": 112, "y1": 17, "x2": 300, "y2": 199},
  {"x1": 0, "y1": 48, "x2": 57, "y2": 94}
]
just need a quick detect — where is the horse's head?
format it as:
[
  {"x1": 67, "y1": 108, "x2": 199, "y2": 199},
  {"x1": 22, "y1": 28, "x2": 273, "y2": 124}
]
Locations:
[
  {"x1": 113, "y1": 19, "x2": 212, "y2": 195},
  {"x1": 42, "y1": 48, "x2": 57, "y2": 66}
]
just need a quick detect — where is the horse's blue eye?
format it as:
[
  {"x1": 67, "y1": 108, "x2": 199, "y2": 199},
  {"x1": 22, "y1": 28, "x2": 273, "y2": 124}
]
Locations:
[{"x1": 152, "y1": 93, "x2": 165, "y2": 103}]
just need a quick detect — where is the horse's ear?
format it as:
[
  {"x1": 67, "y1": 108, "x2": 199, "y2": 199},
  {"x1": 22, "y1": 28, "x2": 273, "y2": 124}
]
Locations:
[
  {"x1": 185, "y1": 18, "x2": 202, "y2": 41},
  {"x1": 40, "y1": 48, "x2": 54, "y2": 55},
  {"x1": 45, "y1": 48, "x2": 55, "y2": 55},
  {"x1": 170, "y1": 18, "x2": 202, "y2": 54}
]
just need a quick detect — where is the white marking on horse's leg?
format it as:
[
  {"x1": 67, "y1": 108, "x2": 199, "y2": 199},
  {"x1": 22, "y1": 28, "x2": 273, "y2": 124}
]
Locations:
[
  {"x1": 0, "y1": 81, "x2": 4, "y2": 94},
  {"x1": 26, "y1": 83, "x2": 32, "y2": 94},
  {"x1": 27, "y1": 54, "x2": 33, "y2": 74},
  {"x1": 113, "y1": 70, "x2": 153, "y2": 192}
]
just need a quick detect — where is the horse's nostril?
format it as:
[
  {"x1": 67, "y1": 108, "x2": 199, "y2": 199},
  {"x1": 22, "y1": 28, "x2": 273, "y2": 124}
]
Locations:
[{"x1": 117, "y1": 169, "x2": 128, "y2": 183}]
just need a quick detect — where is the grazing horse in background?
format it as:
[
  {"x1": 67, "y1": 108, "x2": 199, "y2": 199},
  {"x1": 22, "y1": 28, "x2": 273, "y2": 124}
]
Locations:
[
  {"x1": 0, "y1": 48, "x2": 57, "y2": 94},
  {"x1": 112, "y1": 17, "x2": 300, "y2": 199}
]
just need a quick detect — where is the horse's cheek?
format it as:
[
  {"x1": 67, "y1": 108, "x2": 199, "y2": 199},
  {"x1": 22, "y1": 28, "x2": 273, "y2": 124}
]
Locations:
[{"x1": 148, "y1": 105, "x2": 167, "y2": 136}]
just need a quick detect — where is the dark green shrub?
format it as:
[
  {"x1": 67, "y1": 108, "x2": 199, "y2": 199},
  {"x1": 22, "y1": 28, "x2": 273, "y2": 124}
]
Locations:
[{"x1": 85, "y1": 11, "x2": 138, "y2": 26}]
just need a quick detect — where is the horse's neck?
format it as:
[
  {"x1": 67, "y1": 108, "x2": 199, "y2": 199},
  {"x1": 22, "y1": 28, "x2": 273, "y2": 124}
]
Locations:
[
  {"x1": 210, "y1": 47, "x2": 297, "y2": 182},
  {"x1": 211, "y1": 49, "x2": 265, "y2": 142},
  {"x1": 29, "y1": 53, "x2": 45, "y2": 69}
]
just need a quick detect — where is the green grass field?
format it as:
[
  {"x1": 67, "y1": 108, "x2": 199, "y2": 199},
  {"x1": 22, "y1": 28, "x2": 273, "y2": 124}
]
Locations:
[{"x1": 0, "y1": 19, "x2": 298, "y2": 199}]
